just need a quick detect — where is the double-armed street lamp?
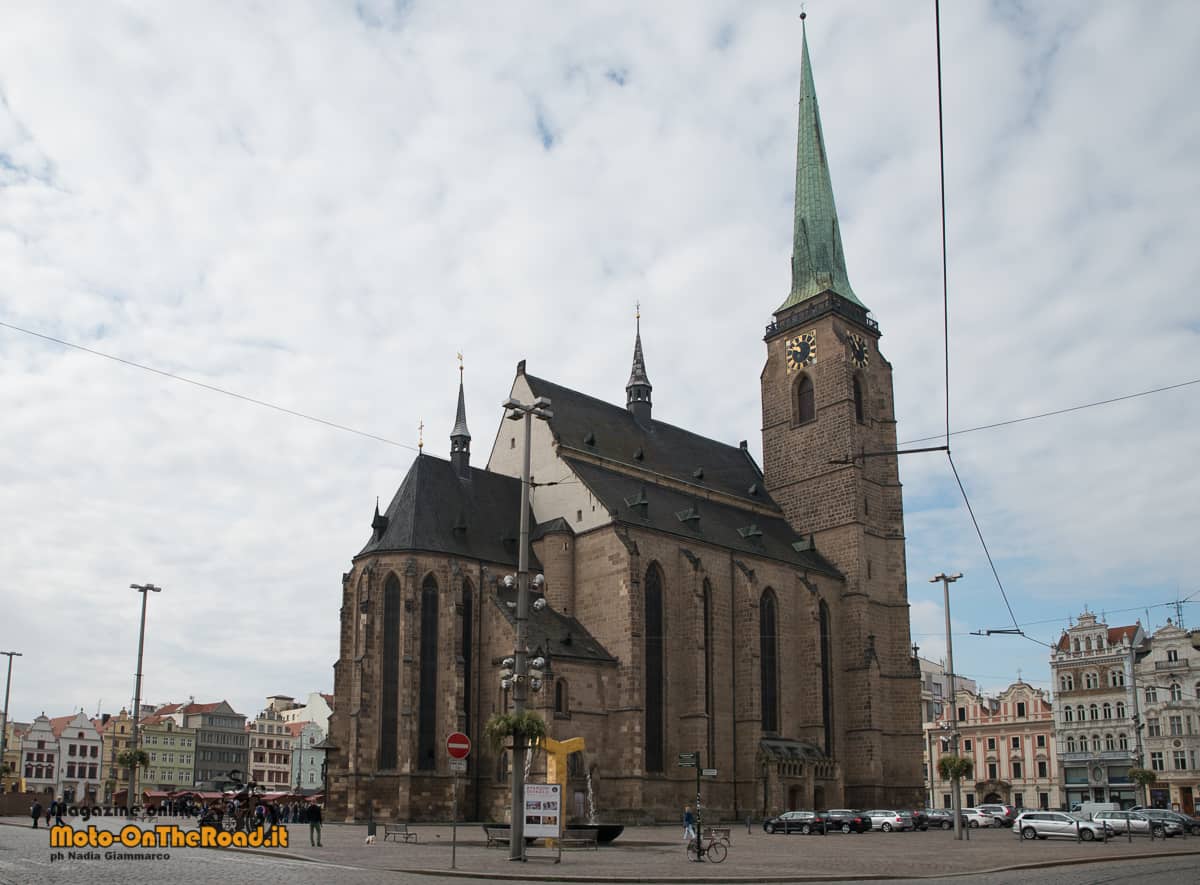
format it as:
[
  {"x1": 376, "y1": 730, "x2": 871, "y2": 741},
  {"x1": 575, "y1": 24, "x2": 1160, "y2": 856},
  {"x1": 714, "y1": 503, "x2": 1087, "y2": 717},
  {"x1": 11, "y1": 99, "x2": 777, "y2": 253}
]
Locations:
[
  {"x1": 500, "y1": 394, "x2": 552, "y2": 861},
  {"x1": 129, "y1": 583, "x2": 162, "y2": 807},
  {"x1": 930, "y1": 572, "x2": 964, "y2": 840}
]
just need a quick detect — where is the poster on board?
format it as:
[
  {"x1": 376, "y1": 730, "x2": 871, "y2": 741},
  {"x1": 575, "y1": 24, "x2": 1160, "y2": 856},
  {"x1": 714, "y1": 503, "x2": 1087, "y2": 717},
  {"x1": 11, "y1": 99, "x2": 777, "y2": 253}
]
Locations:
[{"x1": 523, "y1": 783, "x2": 562, "y2": 838}]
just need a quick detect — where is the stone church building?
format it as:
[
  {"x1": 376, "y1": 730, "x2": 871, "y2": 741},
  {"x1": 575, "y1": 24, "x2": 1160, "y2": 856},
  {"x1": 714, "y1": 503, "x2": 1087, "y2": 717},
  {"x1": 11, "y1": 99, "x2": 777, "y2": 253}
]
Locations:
[{"x1": 327, "y1": 24, "x2": 923, "y2": 823}]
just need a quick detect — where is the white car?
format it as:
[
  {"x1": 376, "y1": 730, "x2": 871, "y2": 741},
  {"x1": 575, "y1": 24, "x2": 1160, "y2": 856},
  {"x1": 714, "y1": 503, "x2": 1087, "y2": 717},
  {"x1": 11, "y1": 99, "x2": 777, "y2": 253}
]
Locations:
[
  {"x1": 1015, "y1": 811, "x2": 1111, "y2": 842},
  {"x1": 1092, "y1": 810, "x2": 1182, "y2": 837},
  {"x1": 962, "y1": 807, "x2": 1000, "y2": 828},
  {"x1": 861, "y1": 809, "x2": 914, "y2": 832}
]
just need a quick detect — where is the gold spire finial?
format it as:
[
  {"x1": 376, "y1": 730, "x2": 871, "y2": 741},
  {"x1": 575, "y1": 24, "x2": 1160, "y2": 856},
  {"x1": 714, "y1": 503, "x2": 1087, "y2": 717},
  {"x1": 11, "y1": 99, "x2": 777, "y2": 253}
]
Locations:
[
  {"x1": 418, "y1": 419, "x2": 424, "y2": 451},
  {"x1": 457, "y1": 351, "x2": 464, "y2": 381}
]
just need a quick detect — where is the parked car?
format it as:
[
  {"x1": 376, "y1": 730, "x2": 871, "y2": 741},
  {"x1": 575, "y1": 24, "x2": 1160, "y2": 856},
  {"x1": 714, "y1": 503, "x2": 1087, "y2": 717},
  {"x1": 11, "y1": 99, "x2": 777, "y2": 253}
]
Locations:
[
  {"x1": 909, "y1": 809, "x2": 929, "y2": 831},
  {"x1": 976, "y1": 803, "x2": 1018, "y2": 827},
  {"x1": 861, "y1": 810, "x2": 915, "y2": 832},
  {"x1": 1092, "y1": 810, "x2": 1182, "y2": 837},
  {"x1": 1015, "y1": 811, "x2": 1112, "y2": 842},
  {"x1": 962, "y1": 807, "x2": 1000, "y2": 828},
  {"x1": 763, "y1": 810, "x2": 825, "y2": 834},
  {"x1": 1131, "y1": 807, "x2": 1200, "y2": 835},
  {"x1": 819, "y1": 809, "x2": 872, "y2": 833},
  {"x1": 924, "y1": 809, "x2": 959, "y2": 830}
]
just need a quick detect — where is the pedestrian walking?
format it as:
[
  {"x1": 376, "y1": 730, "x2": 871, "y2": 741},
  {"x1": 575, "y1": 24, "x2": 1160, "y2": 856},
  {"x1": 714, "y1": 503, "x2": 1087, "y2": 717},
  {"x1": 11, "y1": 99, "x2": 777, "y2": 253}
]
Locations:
[
  {"x1": 31, "y1": 800, "x2": 42, "y2": 828},
  {"x1": 53, "y1": 798, "x2": 64, "y2": 826},
  {"x1": 306, "y1": 802, "x2": 322, "y2": 847},
  {"x1": 683, "y1": 805, "x2": 696, "y2": 841}
]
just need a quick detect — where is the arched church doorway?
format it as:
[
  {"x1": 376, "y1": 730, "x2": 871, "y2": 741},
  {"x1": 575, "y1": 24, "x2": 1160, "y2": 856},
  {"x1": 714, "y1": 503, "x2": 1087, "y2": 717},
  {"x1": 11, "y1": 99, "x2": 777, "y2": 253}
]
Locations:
[
  {"x1": 788, "y1": 785, "x2": 802, "y2": 811},
  {"x1": 814, "y1": 785, "x2": 826, "y2": 810}
]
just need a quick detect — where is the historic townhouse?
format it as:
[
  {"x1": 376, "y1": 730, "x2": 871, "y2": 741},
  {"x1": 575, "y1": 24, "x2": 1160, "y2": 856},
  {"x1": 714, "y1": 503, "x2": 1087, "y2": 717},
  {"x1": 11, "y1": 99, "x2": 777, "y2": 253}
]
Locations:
[
  {"x1": 930, "y1": 682, "x2": 1059, "y2": 810},
  {"x1": 50, "y1": 711, "x2": 102, "y2": 804},
  {"x1": 1051, "y1": 612, "x2": 1143, "y2": 808},
  {"x1": 1135, "y1": 620, "x2": 1200, "y2": 813},
  {"x1": 249, "y1": 701, "x2": 294, "y2": 790}
]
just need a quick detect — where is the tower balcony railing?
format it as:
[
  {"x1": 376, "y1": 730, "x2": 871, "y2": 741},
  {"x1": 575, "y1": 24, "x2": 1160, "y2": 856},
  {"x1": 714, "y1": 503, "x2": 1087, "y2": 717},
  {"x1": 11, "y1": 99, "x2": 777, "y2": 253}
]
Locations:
[
  {"x1": 765, "y1": 291, "x2": 878, "y2": 339},
  {"x1": 1154, "y1": 659, "x2": 1191, "y2": 670}
]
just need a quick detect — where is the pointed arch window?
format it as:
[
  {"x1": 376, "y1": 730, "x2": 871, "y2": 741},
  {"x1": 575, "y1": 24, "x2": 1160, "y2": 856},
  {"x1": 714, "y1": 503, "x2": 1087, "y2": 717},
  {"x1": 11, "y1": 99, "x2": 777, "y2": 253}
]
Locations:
[
  {"x1": 462, "y1": 579, "x2": 474, "y2": 737},
  {"x1": 644, "y1": 563, "x2": 665, "y2": 772},
  {"x1": 852, "y1": 375, "x2": 865, "y2": 424},
  {"x1": 760, "y1": 588, "x2": 779, "y2": 734},
  {"x1": 417, "y1": 574, "x2": 439, "y2": 771},
  {"x1": 795, "y1": 375, "x2": 815, "y2": 424},
  {"x1": 819, "y1": 600, "x2": 834, "y2": 755},
  {"x1": 555, "y1": 679, "x2": 570, "y2": 716},
  {"x1": 379, "y1": 573, "x2": 401, "y2": 769},
  {"x1": 700, "y1": 579, "x2": 715, "y2": 763}
]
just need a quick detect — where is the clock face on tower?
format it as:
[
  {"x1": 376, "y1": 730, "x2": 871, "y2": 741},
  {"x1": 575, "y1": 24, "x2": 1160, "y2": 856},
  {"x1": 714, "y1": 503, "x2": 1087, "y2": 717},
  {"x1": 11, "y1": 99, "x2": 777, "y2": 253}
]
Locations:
[
  {"x1": 785, "y1": 331, "x2": 817, "y2": 372},
  {"x1": 848, "y1": 333, "x2": 869, "y2": 368}
]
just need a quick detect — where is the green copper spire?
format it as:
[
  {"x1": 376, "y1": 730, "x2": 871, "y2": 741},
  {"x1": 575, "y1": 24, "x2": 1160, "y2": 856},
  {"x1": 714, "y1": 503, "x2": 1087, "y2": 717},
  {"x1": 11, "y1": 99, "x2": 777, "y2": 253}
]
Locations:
[{"x1": 777, "y1": 17, "x2": 865, "y2": 313}]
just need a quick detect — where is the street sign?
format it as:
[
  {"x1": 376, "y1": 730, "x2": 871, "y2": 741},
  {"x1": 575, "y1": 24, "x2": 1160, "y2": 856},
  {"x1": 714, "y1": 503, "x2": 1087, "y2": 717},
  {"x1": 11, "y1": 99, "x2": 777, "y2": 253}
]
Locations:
[
  {"x1": 677, "y1": 752, "x2": 699, "y2": 767},
  {"x1": 701, "y1": 768, "x2": 717, "y2": 777},
  {"x1": 449, "y1": 757, "x2": 467, "y2": 773},
  {"x1": 447, "y1": 732, "x2": 471, "y2": 759}
]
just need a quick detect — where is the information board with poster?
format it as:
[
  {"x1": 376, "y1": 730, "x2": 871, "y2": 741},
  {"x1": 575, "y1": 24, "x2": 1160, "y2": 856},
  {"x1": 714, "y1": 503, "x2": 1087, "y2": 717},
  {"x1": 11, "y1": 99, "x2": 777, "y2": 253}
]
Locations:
[{"x1": 523, "y1": 783, "x2": 562, "y2": 839}]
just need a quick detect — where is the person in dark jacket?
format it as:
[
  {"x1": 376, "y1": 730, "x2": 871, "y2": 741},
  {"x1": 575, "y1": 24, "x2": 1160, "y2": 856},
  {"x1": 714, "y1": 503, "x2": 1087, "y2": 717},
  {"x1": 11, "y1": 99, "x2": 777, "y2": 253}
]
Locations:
[
  {"x1": 305, "y1": 803, "x2": 322, "y2": 847},
  {"x1": 31, "y1": 800, "x2": 42, "y2": 828}
]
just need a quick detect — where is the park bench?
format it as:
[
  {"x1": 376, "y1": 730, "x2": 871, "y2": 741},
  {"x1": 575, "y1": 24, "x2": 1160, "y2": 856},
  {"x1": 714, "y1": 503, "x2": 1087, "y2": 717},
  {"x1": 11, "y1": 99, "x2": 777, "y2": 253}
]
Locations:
[
  {"x1": 557, "y1": 827, "x2": 599, "y2": 850},
  {"x1": 703, "y1": 825, "x2": 731, "y2": 844},
  {"x1": 383, "y1": 822, "x2": 418, "y2": 843},
  {"x1": 484, "y1": 826, "x2": 511, "y2": 848}
]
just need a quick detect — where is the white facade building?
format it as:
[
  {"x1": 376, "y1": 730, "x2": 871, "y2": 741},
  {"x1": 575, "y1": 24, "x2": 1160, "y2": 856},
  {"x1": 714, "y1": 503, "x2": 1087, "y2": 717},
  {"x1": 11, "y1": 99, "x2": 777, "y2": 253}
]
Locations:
[{"x1": 1134, "y1": 619, "x2": 1200, "y2": 814}]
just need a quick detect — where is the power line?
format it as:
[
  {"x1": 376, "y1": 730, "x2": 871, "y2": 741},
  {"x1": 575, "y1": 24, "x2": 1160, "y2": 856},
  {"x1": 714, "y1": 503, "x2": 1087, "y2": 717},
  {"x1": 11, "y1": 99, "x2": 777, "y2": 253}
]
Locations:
[
  {"x1": 900, "y1": 377, "x2": 1200, "y2": 447},
  {"x1": 0, "y1": 319, "x2": 422, "y2": 453}
]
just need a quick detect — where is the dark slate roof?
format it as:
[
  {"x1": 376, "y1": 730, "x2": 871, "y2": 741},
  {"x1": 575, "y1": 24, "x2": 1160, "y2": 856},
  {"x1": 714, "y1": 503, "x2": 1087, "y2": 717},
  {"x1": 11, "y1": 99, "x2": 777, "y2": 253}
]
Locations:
[
  {"x1": 358, "y1": 454, "x2": 540, "y2": 568},
  {"x1": 531, "y1": 516, "x2": 574, "y2": 540},
  {"x1": 524, "y1": 373, "x2": 775, "y2": 509},
  {"x1": 564, "y1": 456, "x2": 841, "y2": 576},
  {"x1": 493, "y1": 585, "x2": 616, "y2": 664}
]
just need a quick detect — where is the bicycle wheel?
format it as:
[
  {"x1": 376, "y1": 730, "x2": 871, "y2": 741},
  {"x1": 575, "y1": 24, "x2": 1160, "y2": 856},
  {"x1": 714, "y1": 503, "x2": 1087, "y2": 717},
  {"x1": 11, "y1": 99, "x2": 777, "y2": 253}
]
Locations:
[
  {"x1": 707, "y1": 840, "x2": 727, "y2": 863},
  {"x1": 686, "y1": 839, "x2": 701, "y2": 862}
]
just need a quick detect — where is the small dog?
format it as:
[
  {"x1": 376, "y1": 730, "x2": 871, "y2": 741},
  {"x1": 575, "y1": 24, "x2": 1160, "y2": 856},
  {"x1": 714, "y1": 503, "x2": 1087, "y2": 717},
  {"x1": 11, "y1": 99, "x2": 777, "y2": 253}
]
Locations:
[{"x1": 364, "y1": 834, "x2": 376, "y2": 845}]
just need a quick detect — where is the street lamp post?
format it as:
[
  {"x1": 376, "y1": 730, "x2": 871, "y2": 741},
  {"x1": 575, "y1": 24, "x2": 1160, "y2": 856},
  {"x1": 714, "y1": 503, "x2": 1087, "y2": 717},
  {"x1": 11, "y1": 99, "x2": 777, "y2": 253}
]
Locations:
[
  {"x1": 501, "y1": 394, "x2": 553, "y2": 861},
  {"x1": 129, "y1": 583, "x2": 162, "y2": 809},
  {"x1": 930, "y1": 572, "x2": 963, "y2": 840},
  {"x1": 0, "y1": 651, "x2": 22, "y2": 792}
]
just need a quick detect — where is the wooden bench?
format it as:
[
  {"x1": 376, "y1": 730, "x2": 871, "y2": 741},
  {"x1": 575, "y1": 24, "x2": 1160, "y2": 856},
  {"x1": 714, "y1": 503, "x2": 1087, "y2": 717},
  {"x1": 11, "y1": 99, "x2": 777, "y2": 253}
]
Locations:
[
  {"x1": 383, "y1": 823, "x2": 418, "y2": 843},
  {"x1": 484, "y1": 826, "x2": 511, "y2": 848},
  {"x1": 703, "y1": 825, "x2": 731, "y2": 844},
  {"x1": 557, "y1": 827, "x2": 598, "y2": 850}
]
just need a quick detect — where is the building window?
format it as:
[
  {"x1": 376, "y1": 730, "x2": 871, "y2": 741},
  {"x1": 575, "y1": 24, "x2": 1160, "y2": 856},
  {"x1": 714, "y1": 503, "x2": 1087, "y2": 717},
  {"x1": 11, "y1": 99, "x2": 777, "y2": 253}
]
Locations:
[
  {"x1": 1060, "y1": 674, "x2": 1074, "y2": 691},
  {"x1": 819, "y1": 600, "x2": 834, "y2": 756},
  {"x1": 1116, "y1": 701, "x2": 1126, "y2": 719},
  {"x1": 1076, "y1": 705, "x2": 1085, "y2": 721},
  {"x1": 461, "y1": 578, "x2": 474, "y2": 737},
  {"x1": 795, "y1": 375, "x2": 815, "y2": 424},
  {"x1": 417, "y1": 573, "x2": 440, "y2": 771},
  {"x1": 555, "y1": 679, "x2": 569, "y2": 716},
  {"x1": 943, "y1": 794, "x2": 951, "y2": 809},
  {"x1": 1148, "y1": 719, "x2": 1161, "y2": 737},
  {"x1": 852, "y1": 375, "x2": 865, "y2": 424},
  {"x1": 1167, "y1": 649, "x2": 1179, "y2": 662},
  {"x1": 1145, "y1": 686, "x2": 1158, "y2": 703},
  {"x1": 1016, "y1": 702, "x2": 1026, "y2": 718},
  {"x1": 963, "y1": 739, "x2": 973, "y2": 751},
  {"x1": 1036, "y1": 734, "x2": 1046, "y2": 748},
  {"x1": 1014, "y1": 792, "x2": 1024, "y2": 807},
  {"x1": 1110, "y1": 669, "x2": 1125, "y2": 687},
  {"x1": 1173, "y1": 751, "x2": 1187, "y2": 770},
  {"x1": 1012, "y1": 761, "x2": 1023, "y2": 778},
  {"x1": 965, "y1": 793, "x2": 975, "y2": 807},
  {"x1": 702, "y1": 579, "x2": 714, "y2": 763},
  {"x1": 987, "y1": 737, "x2": 996, "y2": 750},
  {"x1": 1105, "y1": 734, "x2": 1115, "y2": 751},
  {"x1": 1151, "y1": 752, "x2": 1164, "y2": 772},
  {"x1": 1089, "y1": 704, "x2": 1099, "y2": 721},
  {"x1": 1118, "y1": 733, "x2": 1128, "y2": 750},
  {"x1": 987, "y1": 762, "x2": 998, "y2": 779},
  {"x1": 378, "y1": 573, "x2": 401, "y2": 770},
  {"x1": 760, "y1": 588, "x2": 780, "y2": 734},
  {"x1": 1102, "y1": 703, "x2": 1112, "y2": 720},
  {"x1": 1169, "y1": 716, "x2": 1183, "y2": 736},
  {"x1": 1064, "y1": 706, "x2": 1073, "y2": 723},
  {"x1": 1092, "y1": 734, "x2": 1101, "y2": 752},
  {"x1": 1170, "y1": 683, "x2": 1183, "y2": 702},
  {"x1": 1011, "y1": 736, "x2": 1021, "y2": 749},
  {"x1": 1039, "y1": 792, "x2": 1049, "y2": 810},
  {"x1": 644, "y1": 563, "x2": 665, "y2": 772},
  {"x1": 1085, "y1": 672, "x2": 1099, "y2": 689},
  {"x1": 1037, "y1": 760, "x2": 1048, "y2": 777},
  {"x1": 958, "y1": 707, "x2": 966, "y2": 722}
]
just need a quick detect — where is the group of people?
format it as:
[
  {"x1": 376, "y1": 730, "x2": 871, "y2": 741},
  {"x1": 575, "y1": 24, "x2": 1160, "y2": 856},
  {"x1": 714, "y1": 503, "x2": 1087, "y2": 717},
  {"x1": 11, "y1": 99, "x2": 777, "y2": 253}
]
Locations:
[
  {"x1": 194, "y1": 798, "x2": 323, "y2": 846},
  {"x1": 28, "y1": 799, "x2": 65, "y2": 828}
]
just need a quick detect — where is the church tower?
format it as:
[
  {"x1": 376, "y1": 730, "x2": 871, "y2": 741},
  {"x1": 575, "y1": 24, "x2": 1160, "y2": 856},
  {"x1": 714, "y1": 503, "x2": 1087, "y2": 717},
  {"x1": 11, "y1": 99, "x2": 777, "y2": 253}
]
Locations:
[{"x1": 760, "y1": 17, "x2": 922, "y2": 806}]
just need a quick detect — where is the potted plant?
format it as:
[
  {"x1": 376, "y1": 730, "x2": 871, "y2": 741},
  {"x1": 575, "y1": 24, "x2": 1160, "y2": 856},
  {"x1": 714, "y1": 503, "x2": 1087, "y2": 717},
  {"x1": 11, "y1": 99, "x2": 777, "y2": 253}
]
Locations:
[{"x1": 483, "y1": 711, "x2": 547, "y2": 751}]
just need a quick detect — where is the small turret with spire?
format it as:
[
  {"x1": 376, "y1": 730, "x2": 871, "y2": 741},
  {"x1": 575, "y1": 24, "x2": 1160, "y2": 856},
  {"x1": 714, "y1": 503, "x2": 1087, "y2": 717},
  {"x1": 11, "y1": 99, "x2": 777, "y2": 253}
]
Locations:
[
  {"x1": 450, "y1": 353, "x2": 472, "y2": 477},
  {"x1": 626, "y1": 304, "x2": 652, "y2": 424}
]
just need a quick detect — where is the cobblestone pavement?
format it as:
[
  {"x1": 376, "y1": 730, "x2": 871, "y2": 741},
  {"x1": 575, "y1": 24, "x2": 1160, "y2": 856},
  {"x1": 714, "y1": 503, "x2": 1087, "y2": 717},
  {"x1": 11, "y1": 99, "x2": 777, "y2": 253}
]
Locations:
[{"x1": 3, "y1": 816, "x2": 1199, "y2": 884}]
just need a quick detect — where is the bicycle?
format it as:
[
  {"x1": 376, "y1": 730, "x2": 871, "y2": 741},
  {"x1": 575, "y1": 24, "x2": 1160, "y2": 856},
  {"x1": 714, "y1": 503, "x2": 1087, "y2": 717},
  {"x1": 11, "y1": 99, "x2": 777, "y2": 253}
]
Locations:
[{"x1": 686, "y1": 833, "x2": 728, "y2": 863}]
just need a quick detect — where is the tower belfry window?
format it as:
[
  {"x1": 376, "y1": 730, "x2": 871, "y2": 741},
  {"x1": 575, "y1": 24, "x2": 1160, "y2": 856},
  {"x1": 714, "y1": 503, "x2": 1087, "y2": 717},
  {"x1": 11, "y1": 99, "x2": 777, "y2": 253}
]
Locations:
[
  {"x1": 795, "y1": 375, "x2": 815, "y2": 424},
  {"x1": 853, "y1": 375, "x2": 865, "y2": 424}
]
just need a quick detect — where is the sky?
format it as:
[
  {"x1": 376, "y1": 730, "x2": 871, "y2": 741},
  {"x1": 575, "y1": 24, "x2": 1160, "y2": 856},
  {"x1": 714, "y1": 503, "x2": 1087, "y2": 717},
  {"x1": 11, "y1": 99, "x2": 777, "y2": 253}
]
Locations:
[{"x1": 2, "y1": 0, "x2": 1199, "y2": 726}]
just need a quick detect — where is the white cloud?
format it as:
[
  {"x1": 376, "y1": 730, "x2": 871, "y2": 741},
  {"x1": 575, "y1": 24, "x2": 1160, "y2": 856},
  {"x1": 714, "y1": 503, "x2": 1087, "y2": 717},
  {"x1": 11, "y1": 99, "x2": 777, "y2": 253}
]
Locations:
[{"x1": 1, "y1": 0, "x2": 1198, "y2": 722}]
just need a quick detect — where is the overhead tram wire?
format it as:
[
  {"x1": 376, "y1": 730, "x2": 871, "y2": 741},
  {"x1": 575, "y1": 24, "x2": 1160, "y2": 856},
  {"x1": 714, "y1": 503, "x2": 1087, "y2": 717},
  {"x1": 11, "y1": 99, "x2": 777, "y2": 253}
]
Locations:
[{"x1": 0, "y1": 319, "x2": 421, "y2": 454}]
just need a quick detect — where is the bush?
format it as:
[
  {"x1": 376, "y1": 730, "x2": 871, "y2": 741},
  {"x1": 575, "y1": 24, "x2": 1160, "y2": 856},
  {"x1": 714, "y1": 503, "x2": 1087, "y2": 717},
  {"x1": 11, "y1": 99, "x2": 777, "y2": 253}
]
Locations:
[
  {"x1": 483, "y1": 711, "x2": 548, "y2": 751},
  {"x1": 937, "y1": 754, "x2": 973, "y2": 781}
]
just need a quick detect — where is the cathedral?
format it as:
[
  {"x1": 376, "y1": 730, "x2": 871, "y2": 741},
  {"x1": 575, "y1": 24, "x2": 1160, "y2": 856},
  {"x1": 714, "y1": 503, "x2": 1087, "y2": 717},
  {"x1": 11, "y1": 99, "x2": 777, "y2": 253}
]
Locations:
[{"x1": 327, "y1": 23, "x2": 923, "y2": 823}]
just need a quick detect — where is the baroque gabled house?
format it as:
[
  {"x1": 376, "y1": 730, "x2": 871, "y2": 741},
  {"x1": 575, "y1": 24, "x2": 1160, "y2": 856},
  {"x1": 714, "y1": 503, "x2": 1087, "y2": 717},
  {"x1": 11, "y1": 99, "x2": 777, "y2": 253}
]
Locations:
[
  {"x1": 1134, "y1": 619, "x2": 1200, "y2": 813},
  {"x1": 327, "y1": 20, "x2": 923, "y2": 822}
]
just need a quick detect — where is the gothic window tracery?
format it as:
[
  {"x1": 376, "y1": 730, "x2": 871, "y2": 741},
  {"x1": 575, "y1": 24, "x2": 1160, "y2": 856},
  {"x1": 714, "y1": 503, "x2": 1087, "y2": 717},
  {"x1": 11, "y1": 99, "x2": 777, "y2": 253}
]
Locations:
[
  {"x1": 644, "y1": 563, "x2": 665, "y2": 772},
  {"x1": 760, "y1": 588, "x2": 779, "y2": 734},
  {"x1": 379, "y1": 573, "x2": 401, "y2": 770},
  {"x1": 418, "y1": 574, "x2": 439, "y2": 771}
]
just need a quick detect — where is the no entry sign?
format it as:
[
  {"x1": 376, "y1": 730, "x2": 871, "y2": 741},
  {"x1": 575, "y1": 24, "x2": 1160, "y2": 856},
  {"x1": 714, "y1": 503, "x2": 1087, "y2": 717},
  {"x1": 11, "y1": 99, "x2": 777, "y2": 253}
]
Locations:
[{"x1": 446, "y1": 732, "x2": 471, "y2": 759}]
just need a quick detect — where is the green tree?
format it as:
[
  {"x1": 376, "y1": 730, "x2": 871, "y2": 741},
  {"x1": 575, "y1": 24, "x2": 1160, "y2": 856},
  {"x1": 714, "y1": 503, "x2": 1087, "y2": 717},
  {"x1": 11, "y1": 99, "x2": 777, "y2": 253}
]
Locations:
[
  {"x1": 937, "y1": 754, "x2": 974, "y2": 782},
  {"x1": 116, "y1": 748, "x2": 149, "y2": 769},
  {"x1": 1129, "y1": 766, "x2": 1157, "y2": 804}
]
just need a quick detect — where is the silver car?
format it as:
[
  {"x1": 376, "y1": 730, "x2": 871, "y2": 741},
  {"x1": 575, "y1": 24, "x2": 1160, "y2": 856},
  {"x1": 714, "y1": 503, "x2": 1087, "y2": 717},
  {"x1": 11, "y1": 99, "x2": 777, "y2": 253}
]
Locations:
[
  {"x1": 1092, "y1": 810, "x2": 1182, "y2": 837},
  {"x1": 962, "y1": 807, "x2": 1000, "y2": 828},
  {"x1": 1015, "y1": 811, "x2": 1111, "y2": 842},
  {"x1": 861, "y1": 809, "x2": 914, "y2": 832}
]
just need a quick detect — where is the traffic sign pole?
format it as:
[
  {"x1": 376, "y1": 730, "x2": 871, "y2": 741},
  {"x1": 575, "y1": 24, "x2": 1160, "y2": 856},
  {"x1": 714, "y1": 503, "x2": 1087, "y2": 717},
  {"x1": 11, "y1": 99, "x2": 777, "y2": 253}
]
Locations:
[{"x1": 446, "y1": 733, "x2": 471, "y2": 870}]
